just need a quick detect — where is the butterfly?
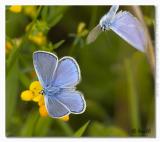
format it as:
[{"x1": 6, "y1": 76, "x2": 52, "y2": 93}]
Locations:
[
  {"x1": 33, "y1": 51, "x2": 86, "y2": 118},
  {"x1": 87, "y1": 5, "x2": 146, "y2": 52}
]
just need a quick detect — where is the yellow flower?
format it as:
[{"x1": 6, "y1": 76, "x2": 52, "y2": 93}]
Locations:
[
  {"x1": 77, "y1": 22, "x2": 88, "y2": 37},
  {"x1": 23, "y1": 6, "x2": 37, "y2": 18},
  {"x1": 9, "y1": 6, "x2": 22, "y2": 13},
  {"x1": 39, "y1": 105, "x2": 48, "y2": 117},
  {"x1": 59, "y1": 115, "x2": 69, "y2": 122},
  {"x1": 21, "y1": 90, "x2": 33, "y2": 101},
  {"x1": 29, "y1": 81, "x2": 43, "y2": 93},
  {"x1": 29, "y1": 32, "x2": 46, "y2": 46},
  {"x1": 6, "y1": 41, "x2": 13, "y2": 53}
]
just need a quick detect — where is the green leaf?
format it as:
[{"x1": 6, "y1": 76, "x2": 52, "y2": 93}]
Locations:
[
  {"x1": 74, "y1": 121, "x2": 90, "y2": 137},
  {"x1": 50, "y1": 40, "x2": 65, "y2": 50},
  {"x1": 34, "y1": 117, "x2": 52, "y2": 136},
  {"x1": 48, "y1": 14, "x2": 63, "y2": 28},
  {"x1": 19, "y1": 111, "x2": 39, "y2": 137},
  {"x1": 124, "y1": 58, "x2": 140, "y2": 136},
  {"x1": 6, "y1": 60, "x2": 19, "y2": 130},
  {"x1": 42, "y1": 40, "x2": 65, "y2": 52},
  {"x1": 41, "y1": 6, "x2": 67, "y2": 28}
]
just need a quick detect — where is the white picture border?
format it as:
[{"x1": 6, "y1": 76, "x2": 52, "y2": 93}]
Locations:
[{"x1": 1, "y1": 0, "x2": 160, "y2": 142}]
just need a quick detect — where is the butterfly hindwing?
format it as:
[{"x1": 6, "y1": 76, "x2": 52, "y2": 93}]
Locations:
[
  {"x1": 110, "y1": 11, "x2": 146, "y2": 52},
  {"x1": 44, "y1": 95, "x2": 70, "y2": 118},
  {"x1": 87, "y1": 25, "x2": 102, "y2": 44},
  {"x1": 56, "y1": 90, "x2": 86, "y2": 114}
]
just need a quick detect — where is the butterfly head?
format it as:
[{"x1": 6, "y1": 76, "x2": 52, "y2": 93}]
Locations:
[
  {"x1": 100, "y1": 23, "x2": 110, "y2": 31},
  {"x1": 99, "y1": 14, "x2": 112, "y2": 31}
]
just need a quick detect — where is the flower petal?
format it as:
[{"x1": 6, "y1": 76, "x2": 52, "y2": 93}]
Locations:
[
  {"x1": 32, "y1": 94, "x2": 43, "y2": 102},
  {"x1": 59, "y1": 115, "x2": 69, "y2": 122},
  {"x1": 21, "y1": 90, "x2": 33, "y2": 101},
  {"x1": 38, "y1": 96, "x2": 45, "y2": 106},
  {"x1": 39, "y1": 105, "x2": 48, "y2": 117},
  {"x1": 29, "y1": 81, "x2": 43, "y2": 92}
]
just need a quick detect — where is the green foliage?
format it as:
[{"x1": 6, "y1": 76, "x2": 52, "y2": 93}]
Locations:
[
  {"x1": 6, "y1": 60, "x2": 19, "y2": 129},
  {"x1": 6, "y1": 6, "x2": 155, "y2": 137},
  {"x1": 88, "y1": 121, "x2": 127, "y2": 136},
  {"x1": 41, "y1": 6, "x2": 67, "y2": 28}
]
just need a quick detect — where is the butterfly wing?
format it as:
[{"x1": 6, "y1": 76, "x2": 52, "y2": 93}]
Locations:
[
  {"x1": 33, "y1": 51, "x2": 58, "y2": 88},
  {"x1": 45, "y1": 95, "x2": 70, "y2": 118},
  {"x1": 106, "y1": 5, "x2": 119, "y2": 20},
  {"x1": 56, "y1": 90, "x2": 86, "y2": 114},
  {"x1": 52, "y1": 57, "x2": 81, "y2": 88},
  {"x1": 110, "y1": 11, "x2": 146, "y2": 52},
  {"x1": 86, "y1": 25, "x2": 102, "y2": 44}
]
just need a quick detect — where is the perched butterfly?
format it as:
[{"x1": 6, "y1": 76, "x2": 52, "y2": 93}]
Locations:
[
  {"x1": 87, "y1": 5, "x2": 146, "y2": 52},
  {"x1": 33, "y1": 51, "x2": 86, "y2": 118}
]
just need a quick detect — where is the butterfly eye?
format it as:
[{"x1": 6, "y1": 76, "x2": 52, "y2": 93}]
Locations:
[
  {"x1": 101, "y1": 25, "x2": 106, "y2": 31},
  {"x1": 40, "y1": 90, "x2": 45, "y2": 95}
]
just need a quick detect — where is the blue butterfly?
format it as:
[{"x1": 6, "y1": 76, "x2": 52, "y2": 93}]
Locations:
[
  {"x1": 87, "y1": 5, "x2": 146, "y2": 52},
  {"x1": 33, "y1": 51, "x2": 86, "y2": 118}
]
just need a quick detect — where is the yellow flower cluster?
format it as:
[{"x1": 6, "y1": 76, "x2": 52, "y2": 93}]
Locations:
[
  {"x1": 9, "y1": 6, "x2": 47, "y2": 46},
  {"x1": 9, "y1": 6, "x2": 22, "y2": 13},
  {"x1": 23, "y1": 6, "x2": 37, "y2": 18},
  {"x1": 77, "y1": 22, "x2": 88, "y2": 37},
  {"x1": 21, "y1": 81, "x2": 69, "y2": 121},
  {"x1": 9, "y1": 6, "x2": 37, "y2": 18},
  {"x1": 28, "y1": 32, "x2": 46, "y2": 46}
]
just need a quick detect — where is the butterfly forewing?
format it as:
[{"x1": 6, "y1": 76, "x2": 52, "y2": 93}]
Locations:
[
  {"x1": 52, "y1": 57, "x2": 81, "y2": 88},
  {"x1": 106, "y1": 5, "x2": 119, "y2": 20},
  {"x1": 33, "y1": 51, "x2": 58, "y2": 88}
]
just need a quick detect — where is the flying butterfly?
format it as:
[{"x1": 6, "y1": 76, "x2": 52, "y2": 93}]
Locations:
[
  {"x1": 87, "y1": 5, "x2": 146, "y2": 52},
  {"x1": 33, "y1": 51, "x2": 86, "y2": 118}
]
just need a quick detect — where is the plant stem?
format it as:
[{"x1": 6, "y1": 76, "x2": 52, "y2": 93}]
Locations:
[
  {"x1": 131, "y1": 6, "x2": 155, "y2": 76},
  {"x1": 89, "y1": 7, "x2": 98, "y2": 29},
  {"x1": 124, "y1": 59, "x2": 140, "y2": 136}
]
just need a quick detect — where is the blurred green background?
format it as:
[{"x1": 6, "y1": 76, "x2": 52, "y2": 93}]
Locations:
[{"x1": 6, "y1": 6, "x2": 155, "y2": 137}]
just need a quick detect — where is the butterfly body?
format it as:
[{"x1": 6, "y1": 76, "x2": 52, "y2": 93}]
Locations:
[
  {"x1": 43, "y1": 86, "x2": 61, "y2": 96},
  {"x1": 33, "y1": 51, "x2": 86, "y2": 118}
]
